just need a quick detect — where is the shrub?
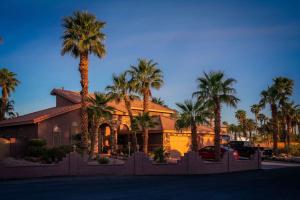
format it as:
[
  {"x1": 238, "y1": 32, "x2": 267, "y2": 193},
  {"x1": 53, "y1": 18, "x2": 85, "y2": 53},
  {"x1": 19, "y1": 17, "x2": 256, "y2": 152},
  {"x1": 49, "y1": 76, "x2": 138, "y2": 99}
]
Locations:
[
  {"x1": 41, "y1": 145, "x2": 73, "y2": 164},
  {"x1": 25, "y1": 139, "x2": 47, "y2": 158},
  {"x1": 97, "y1": 157, "x2": 109, "y2": 164},
  {"x1": 153, "y1": 148, "x2": 167, "y2": 163},
  {"x1": 290, "y1": 144, "x2": 300, "y2": 157}
]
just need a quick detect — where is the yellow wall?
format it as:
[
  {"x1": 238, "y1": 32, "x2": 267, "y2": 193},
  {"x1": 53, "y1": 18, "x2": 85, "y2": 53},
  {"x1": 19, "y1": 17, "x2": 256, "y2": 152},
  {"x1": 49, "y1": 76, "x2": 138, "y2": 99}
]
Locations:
[{"x1": 169, "y1": 135, "x2": 191, "y2": 156}]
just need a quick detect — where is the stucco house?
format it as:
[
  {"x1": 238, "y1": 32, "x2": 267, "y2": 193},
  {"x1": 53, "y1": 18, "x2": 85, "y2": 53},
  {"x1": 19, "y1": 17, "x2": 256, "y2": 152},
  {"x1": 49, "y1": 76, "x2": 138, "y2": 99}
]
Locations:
[{"x1": 0, "y1": 88, "x2": 228, "y2": 157}]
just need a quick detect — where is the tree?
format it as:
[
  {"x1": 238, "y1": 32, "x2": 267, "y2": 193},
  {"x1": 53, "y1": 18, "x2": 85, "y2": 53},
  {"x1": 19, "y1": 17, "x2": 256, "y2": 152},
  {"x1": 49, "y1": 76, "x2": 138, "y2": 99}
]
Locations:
[
  {"x1": 133, "y1": 112, "x2": 158, "y2": 152},
  {"x1": 228, "y1": 124, "x2": 239, "y2": 140},
  {"x1": 0, "y1": 98, "x2": 18, "y2": 119},
  {"x1": 106, "y1": 72, "x2": 139, "y2": 151},
  {"x1": 250, "y1": 104, "x2": 261, "y2": 135},
  {"x1": 285, "y1": 102, "x2": 299, "y2": 149},
  {"x1": 87, "y1": 92, "x2": 114, "y2": 158},
  {"x1": 193, "y1": 71, "x2": 239, "y2": 161},
  {"x1": 260, "y1": 86, "x2": 280, "y2": 153},
  {"x1": 246, "y1": 118, "x2": 256, "y2": 143},
  {"x1": 152, "y1": 97, "x2": 167, "y2": 107},
  {"x1": 128, "y1": 59, "x2": 163, "y2": 153},
  {"x1": 61, "y1": 11, "x2": 106, "y2": 151},
  {"x1": 175, "y1": 100, "x2": 210, "y2": 151},
  {"x1": 0, "y1": 68, "x2": 20, "y2": 121},
  {"x1": 235, "y1": 110, "x2": 247, "y2": 138},
  {"x1": 273, "y1": 77, "x2": 294, "y2": 151}
]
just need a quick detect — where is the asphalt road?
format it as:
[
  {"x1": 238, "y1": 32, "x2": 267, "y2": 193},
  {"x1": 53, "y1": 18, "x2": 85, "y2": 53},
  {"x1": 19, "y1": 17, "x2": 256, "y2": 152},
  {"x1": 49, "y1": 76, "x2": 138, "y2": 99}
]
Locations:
[{"x1": 0, "y1": 162, "x2": 299, "y2": 200}]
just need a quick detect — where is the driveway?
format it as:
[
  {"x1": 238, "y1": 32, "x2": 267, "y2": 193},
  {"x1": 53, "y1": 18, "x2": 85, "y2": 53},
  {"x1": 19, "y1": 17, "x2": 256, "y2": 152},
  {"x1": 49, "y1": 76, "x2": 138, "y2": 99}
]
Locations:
[{"x1": 0, "y1": 165, "x2": 299, "y2": 200}]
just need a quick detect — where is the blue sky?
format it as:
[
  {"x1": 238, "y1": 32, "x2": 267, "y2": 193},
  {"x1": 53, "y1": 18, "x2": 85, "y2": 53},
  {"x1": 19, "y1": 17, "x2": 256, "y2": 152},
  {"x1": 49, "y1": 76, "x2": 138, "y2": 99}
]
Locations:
[{"x1": 0, "y1": 0, "x2": 299, "y2": 123}]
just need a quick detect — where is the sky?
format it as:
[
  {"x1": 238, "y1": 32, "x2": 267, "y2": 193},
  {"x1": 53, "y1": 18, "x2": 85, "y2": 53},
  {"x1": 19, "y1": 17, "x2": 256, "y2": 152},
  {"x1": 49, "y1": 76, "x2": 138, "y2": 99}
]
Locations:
[{"x1": 0, "y1": 0, "x2": 299, "y2": 124}]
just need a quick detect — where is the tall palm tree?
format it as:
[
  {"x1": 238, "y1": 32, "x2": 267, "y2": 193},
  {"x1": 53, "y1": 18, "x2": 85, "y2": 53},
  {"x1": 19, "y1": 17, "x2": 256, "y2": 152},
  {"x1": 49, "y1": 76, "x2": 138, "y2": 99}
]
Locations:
[
  {"x1": 235, "y1": 110, "x2": 247, "y2": 138},
  {"x1": 106, "y1": 72, "x2": 139, "y2": 151},
  {"x1": 128, "y1": 59, "x2": 164, "y2": 153},
  {"x1": 193, "y1": 71, "x2": 239, "y2": 161},
  {"x1": 273, "y1": 77, "x2": 294, "y2": 151},
  {"x1": 260, "y1": 86, "x2": 280, "y2": 153},
  {"x1": 61, "y1": 11, "x2": 106, "y2": 151},
  {"x1": 0, "y1": 68, "x2": 20, "y2": 121},
  {"x1": 285, "y1": 102, "x2": 299, "y2": 149},
  {"x1": 133, "y1": 112, "x2": 158, "y2": 152},
  {"x1": 175, "y1": 100, "x2": 210, "y2": 151},
  {"x1": 246, "y1": 118, "x2": 256, "y2": 143},
  {"x1": 87, "y1": 92, "x2": 114, "y2": 158},
  {"x1": 228, "y1": 124, "x2": 239, "y2": 140},
  {"x1": 250, "y1": 104, "x2": 261, "y2": 135}
]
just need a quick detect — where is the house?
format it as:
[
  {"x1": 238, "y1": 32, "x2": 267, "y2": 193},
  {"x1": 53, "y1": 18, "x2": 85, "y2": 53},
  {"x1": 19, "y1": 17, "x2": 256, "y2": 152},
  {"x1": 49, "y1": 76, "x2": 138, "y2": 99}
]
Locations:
[{"x1": 0, "y1": 88, "x2": 228, "y2": 157}]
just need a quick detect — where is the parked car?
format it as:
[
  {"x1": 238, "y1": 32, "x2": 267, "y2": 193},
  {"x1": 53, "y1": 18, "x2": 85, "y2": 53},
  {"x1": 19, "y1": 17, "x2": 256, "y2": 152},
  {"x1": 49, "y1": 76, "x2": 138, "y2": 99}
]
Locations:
[
  {"x1": 262, "y1": 149, "x2": 273, "y2": 158},
  {"x1": 198, "y1": 146, "x2": 239, "y2": 160},
  {"x1": 226, "y1": 141, "x2": 255, "y2": 158}
]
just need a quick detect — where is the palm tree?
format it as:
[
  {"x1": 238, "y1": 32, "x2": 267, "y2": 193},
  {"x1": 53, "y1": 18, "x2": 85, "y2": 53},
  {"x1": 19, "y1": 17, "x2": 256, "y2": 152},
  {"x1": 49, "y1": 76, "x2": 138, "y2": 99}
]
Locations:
[
  {"x1": 128, "y1": 59, "x2": 164, "y2": 153},
  {"x1": 106, "y1": 72, "x2": 139, "y2": 151},
  {"x1": 228, "y1": 124, "x2": 239, "y2": 140},
  {"x1": 273, "y1": 77, "x2": 294, "y2": 151},
  {"x1": 61, "y1": 11, "x2": 106, "y2": 151},
  {"x1": 235, "y1": 110, "x2": 247, "y2": 138},
  {"x1": 175, "y1": 100, "x2": 210, "y2": 151},
  {"x1": 250, "y1": 104, "x2": 261, "y2": 135},
  {"x1": 246, "y1": 118, "x2": 256, "y2": 143},
  {"x1": 260, "y1": 86, "x2": 280, "y2": 153},
  {"x1": 193, "y1": 71, "x2": 239, "y2": 161},
  {"x1": 0, "y1": 98, "x2": 18, "y2": 119},
  {"x1": 0, "y1": 68, "x2": 20, "y2": 121},
  {"x1": 87, "y1": 92, "x2": 114, "y2": 158},
  {"x1": 152, "y1": 97, "x2": 167, "y2": 107},
  {"x1": 285, "y1": 102, "x2": 299, "y2": 149},
  {"x1": 133, "y1": 112, "x2": 158, "y2": 152}
]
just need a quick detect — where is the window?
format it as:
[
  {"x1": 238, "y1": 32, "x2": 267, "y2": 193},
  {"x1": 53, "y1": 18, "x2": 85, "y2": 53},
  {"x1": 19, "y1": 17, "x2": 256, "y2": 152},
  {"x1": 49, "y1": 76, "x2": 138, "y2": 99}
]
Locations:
[{"x1": 53, "y1": 125, "x2": 61, "y2": 146}]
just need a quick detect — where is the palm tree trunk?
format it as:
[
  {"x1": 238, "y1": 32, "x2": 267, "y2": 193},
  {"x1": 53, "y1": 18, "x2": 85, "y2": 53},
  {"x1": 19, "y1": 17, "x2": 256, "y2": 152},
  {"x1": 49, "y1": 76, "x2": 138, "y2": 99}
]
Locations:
[
  {"x1": 1, "y1": 86, "x2": 8, "y2": 120},
  {"x1": 271, "y1": 104, "x2": 279, "y2": 154},
  {"x1": 89, "y1": 121, "x2": 100, "y2": 158},
  {"x1": 214, "y1": 98, "x2": 221, "y2": 161},
  {"x1": 287, "y1": 117, "x2": 292, "y2": 151},
  {"x1": 191, "y1": 122, "x2": 198, "y2": 152},
  {"x1": 143, "y1": 90, "x2": 150, "y2": 154},
  {"x1": 124, "y1": 97, "x2": 137, "y2": 151},
  {"x1": 79, "y1": 53, "x2": 89, "y2": 152}
]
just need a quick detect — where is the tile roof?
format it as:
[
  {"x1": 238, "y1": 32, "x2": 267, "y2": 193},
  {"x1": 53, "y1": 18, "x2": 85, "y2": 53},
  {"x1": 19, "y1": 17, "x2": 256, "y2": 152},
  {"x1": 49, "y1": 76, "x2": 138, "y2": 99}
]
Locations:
[
  {"x1": 0, "y1": 104, "x2": 81, "y2": 127},
  {"x1": 51, "y1": 88, "x2": 176, "y2": 114},
  {"x1": 159, "y1": 115, "x2": 215, "y2": 134}
]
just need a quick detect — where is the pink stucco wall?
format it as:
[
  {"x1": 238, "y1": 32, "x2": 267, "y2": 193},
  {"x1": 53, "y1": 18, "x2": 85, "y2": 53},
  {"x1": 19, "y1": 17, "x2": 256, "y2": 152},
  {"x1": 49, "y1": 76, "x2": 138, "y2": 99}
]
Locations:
[
  {"x1": 38, "y1": 109, "x2": 81, "y2": 147},
  {"x1": 0, "y1": 151, "x2": 261, "y2": 179}
]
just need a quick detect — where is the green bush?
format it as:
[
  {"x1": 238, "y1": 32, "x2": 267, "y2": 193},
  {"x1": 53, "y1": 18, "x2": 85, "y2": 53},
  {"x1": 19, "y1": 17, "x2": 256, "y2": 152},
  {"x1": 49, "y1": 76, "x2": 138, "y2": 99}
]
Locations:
[
  {"x1": 153, "y1": 148, "x2": 167, "y2": 163},
  {"x1": 25, "y1": 139, "x2": 47, "y2": 158},
  {"x1": 27, "y1": 139, "x2": 47, "y2": 147},
  {"x1": 97, "y1": 157, "x2": 109, "y2": 164},
  {"x1": 290, "y1": 144, "x2": 300, "y2": 157},
  {"x1": 41, "y1": 145, "x2": 73, "y2": 164},
  {"x1": 25, "y1": 139, "x2": 73, "y2": 163}
]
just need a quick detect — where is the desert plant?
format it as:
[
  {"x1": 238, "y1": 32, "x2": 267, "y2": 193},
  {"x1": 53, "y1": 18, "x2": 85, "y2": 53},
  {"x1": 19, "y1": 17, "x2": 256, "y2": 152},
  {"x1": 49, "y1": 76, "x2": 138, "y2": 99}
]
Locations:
[
  {"x1": 153, "y1": 147, "x2": 167, "y2": 163},
  {"x1": 97, "y1": 156, "x2": 109, "y2": 164}
]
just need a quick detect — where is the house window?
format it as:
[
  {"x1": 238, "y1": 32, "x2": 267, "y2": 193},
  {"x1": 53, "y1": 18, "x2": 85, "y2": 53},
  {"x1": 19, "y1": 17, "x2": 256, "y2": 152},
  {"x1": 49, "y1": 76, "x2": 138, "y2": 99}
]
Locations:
[
  {"x1": 53, "y1": 125, "x2": 61, "y2": 146},
  {"x1": 71, "y1": 122, "x2": 80, "y2": 144}
]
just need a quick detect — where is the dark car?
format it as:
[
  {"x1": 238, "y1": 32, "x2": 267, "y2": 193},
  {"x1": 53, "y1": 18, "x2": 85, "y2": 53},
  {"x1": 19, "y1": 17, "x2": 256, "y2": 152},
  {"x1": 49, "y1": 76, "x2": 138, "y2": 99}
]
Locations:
[
  {"x1": 227, "y1": 141, "x2": 255, "y2": 158},
  {"x1": 262, "y1": 149, "x2": 273, "y2": 158},
  {"x1": 199, "y1": 146, "x2": 239, "y2": 160}
]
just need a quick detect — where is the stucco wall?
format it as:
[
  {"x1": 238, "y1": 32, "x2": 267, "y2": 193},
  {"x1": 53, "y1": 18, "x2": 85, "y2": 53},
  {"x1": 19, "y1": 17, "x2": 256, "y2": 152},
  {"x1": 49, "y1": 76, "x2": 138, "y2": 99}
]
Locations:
[{"x1": 38, "y1": 109, "x2": 81, "y2": 147}]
